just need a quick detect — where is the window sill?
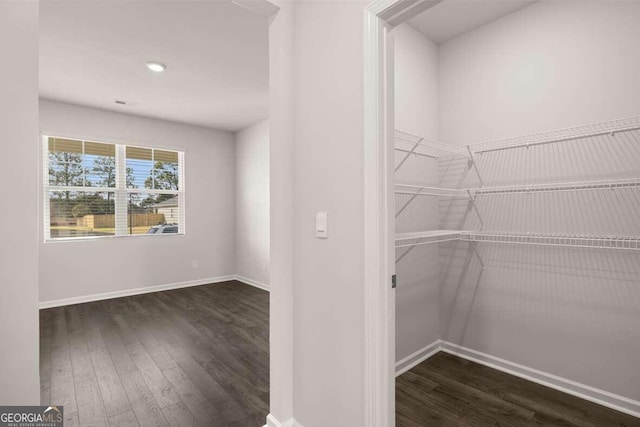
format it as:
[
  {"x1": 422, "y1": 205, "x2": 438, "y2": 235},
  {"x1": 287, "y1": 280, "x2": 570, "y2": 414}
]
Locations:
[{"x1": 44, "y1": 232, "x2": 186, "y2": 243}]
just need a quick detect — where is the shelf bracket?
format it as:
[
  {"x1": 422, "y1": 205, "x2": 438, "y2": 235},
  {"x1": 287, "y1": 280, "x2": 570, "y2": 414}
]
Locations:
[
  {"x1": 395, "y1": 138, "x2": 423, "y2": 173},
  {"x1": 395, "y1": 188, "x2": 424, "y2": 218},
  {"x1": 467, "y1": 190, "x2": 485, "y2": 231},
  {"x1": 395, "y1": 245, "x2": 415, "y2": 264},
  {"x1": 437, "y1": 156, "x2": 455, "y2": 186},
  {"x1": 470, "y1": 241, "x2": 485, "y2": 270},
  {"x1": 466, "y1": 145, "x2": 485, "y2": 188}
]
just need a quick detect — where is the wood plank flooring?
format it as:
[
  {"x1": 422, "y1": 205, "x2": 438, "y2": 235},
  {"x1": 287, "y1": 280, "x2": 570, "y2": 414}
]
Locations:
[
  {"x1": 40, "y1": 280, "x2": 269, "y2": 427},
  {"x1": 397, "y1": 352, "x2": 640, "y2": 426}
]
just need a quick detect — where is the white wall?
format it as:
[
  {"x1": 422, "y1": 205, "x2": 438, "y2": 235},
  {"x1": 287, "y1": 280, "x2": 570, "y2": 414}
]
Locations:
[
  {"x1": 436, "y1": 0, "x2": 640, "y2": 402},
  {"x1": 235, "y1": 119, "x2": 270, "y2": 287},
  {"x1": 39, "y1": 99, "x2": 236, "y2": 304},
  {"x1": 439, "y1": 0, "x2": 640, "y2": 145},
  {"x1": 0, "y1": 1, "x2": 41, "y2": 405},
  {"x1": 394, "y1": 24, "x2": 438, "y2": 139},
  {"x1": 393, "y1": 24, "x2": 441, "y2": 362},
  {"x1": 291, "y1": 2, "x2": 367, "y2": 425}
]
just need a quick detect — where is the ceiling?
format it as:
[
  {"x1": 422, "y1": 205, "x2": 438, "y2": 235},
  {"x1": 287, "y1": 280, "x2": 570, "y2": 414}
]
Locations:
[
  {"x1": 407, "y1": 0, "x2": 538, "y2": 45},
  {"x1": 39, "y1": 1, "x2": 269, "y2": 132}
]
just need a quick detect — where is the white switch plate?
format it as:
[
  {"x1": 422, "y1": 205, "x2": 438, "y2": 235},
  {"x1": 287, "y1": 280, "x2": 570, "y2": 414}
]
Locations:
[{"x1": 316, "y1": 211, "x2": 328, "y2": 238}]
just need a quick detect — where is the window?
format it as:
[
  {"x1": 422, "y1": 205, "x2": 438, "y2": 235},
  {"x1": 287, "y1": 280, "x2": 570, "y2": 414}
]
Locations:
[{"x1": 43, "y1": 136, "x2": 184, "y2": 240}]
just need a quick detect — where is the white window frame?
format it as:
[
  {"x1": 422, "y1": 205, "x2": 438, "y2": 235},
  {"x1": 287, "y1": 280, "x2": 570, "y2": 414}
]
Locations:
[{"x1": 42, "y1": 135, "x2": 185, "y2": 241}]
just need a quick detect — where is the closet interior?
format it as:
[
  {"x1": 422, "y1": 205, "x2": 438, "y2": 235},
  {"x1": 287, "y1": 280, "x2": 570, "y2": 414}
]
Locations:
[{"x1": 392, "y1": 0, "x2": 640, "y2": 423}]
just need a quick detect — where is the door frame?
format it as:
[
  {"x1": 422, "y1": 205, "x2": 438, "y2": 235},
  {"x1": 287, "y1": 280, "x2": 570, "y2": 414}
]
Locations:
[{"x1": 363, "y1": 1, "x2": 443, "y2": 424}]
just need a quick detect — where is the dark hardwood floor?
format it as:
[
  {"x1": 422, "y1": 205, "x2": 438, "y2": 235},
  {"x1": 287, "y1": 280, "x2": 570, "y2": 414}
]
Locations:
[
  {"x1": 397, "y1": 352, "x2": 640, "y2": 426},
  {"x1": 40, "y1": 280, "x2": 269, "y2": 427}
]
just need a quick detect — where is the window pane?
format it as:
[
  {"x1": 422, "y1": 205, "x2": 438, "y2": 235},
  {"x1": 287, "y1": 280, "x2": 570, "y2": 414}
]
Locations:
[
  {"x1": 153, "y1": 154, "x2": 179, "y2": 190},
  {"x1": 126, "y1": 146, "x2": 152, "y2": 189},
  {"x1": 125, "y1": 147, "x2": 180, "y2": 191},
  {"x1": 44, "y1": 137, "x2": 184, "y2": 240},
  {"x1": 154, "y1": 149, "x2": 178, "y2": 163},
  {"x1": 48, "y1": 191, "x2": 116, "y2": 239},
  {"x1": 84, "y1": 141, "x2": 117, "y2": 188},
  {"x1": 49, "y1": 137, "x2": 83, "y2": 154},
  {"x1": 48, "y1": 137, "x2": 84, "y2": 186},
  {"x1": 127, "y1": 192, "x2": 180, "y2": 235}
]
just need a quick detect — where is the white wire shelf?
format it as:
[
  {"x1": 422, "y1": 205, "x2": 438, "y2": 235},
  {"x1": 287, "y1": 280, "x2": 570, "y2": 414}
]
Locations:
[
  {"x1": 393, "y1": 118, "x2": 640, "y2": 253},
  {"x1": 395, "y1": 130, "x2": 469, "y2": 159},
  {"x1": 395, "y1": 116, "x2": 640, "y2": 157},
  {"x1": 464, "y1": 232, "x2": 640, "y2": 251},
  {"x1": 395, "y1": 178, "x2": 640, "y2": 198},
  {"x1": 395, "y1": 230, "x2": 640, "y2": 251},
  {"x1": 395, "y1": 183, "x2": 469, "y2": 198},
  {"x1": 474, "y1": 178, "x2": 640, "y2": 195},
  {"x1": 395, "y1": 230, "x2": 467, "y2": 248},
  {"x1": 469, "y1": 116, "x2": 640, "y2": 154}
]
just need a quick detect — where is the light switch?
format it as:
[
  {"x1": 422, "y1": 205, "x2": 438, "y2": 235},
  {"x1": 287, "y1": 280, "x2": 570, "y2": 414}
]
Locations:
[{"x1": 316, "y1": 211, "x2": 328, "y2": 238}]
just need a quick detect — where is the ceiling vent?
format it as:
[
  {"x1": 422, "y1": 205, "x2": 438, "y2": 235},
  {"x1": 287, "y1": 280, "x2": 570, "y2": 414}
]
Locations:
[{"x1": 114, "y1": 100, "x2": 139, "y2": 107}]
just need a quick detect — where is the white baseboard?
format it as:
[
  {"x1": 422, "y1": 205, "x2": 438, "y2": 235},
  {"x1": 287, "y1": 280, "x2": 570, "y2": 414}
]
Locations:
[
  {"x1": 265, "y1": 414, "x2": 279, "y2": 427},
  {"x1": 439, "y1": 341, "x2": 640, "y2": 419},
  {"x1": 265, "y1": 414, "x2": 303, "y2": 427},
  {"x1": 395, "y1": 339, "x2": 442, "y2": 377},
  {"x1": 38, "y1": 275, "x2": 236, "y2": 309},
  {"x1": 39, "y1": 274, "x2": 272, "y2": 309},
  {"x1": 395, "y1": 340, "x2": 640, "y2": 419},
  {"x1": 235, "y1": 275, "x2": 270, "y2": 292}
]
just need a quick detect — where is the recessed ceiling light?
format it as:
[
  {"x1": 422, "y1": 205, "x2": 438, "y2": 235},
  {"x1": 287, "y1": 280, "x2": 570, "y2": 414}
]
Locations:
[{"x1": 146, "y1": 62, "x2": 166, "y2": 73}]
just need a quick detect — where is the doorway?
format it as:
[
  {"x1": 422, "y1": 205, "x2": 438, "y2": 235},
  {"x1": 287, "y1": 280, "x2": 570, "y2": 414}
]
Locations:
[{"x1": 38, "y1": 1, "x2": 272, "y2": 425}]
